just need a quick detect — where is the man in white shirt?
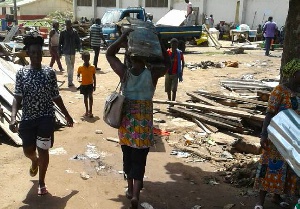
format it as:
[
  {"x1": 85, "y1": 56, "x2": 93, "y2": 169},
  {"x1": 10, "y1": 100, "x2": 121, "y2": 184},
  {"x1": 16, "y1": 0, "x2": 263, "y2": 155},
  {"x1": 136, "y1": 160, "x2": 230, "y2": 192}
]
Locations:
[{"x1": 185, "y1": 0, "x2": 193, "y2": 26}]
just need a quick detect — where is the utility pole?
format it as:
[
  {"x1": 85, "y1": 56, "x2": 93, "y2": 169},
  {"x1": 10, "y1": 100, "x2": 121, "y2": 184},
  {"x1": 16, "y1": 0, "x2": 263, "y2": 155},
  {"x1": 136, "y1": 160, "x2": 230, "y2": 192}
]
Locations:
[{"x1": 13, "y1": 0, "x2": 18, "y2": 25}]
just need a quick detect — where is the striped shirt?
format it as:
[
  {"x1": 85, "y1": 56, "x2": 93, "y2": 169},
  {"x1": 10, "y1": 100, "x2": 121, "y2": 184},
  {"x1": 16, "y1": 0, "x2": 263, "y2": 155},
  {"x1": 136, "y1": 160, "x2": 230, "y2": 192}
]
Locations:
[{"x1": 90, "y1": 24, "x2": 103, "y2": 47}]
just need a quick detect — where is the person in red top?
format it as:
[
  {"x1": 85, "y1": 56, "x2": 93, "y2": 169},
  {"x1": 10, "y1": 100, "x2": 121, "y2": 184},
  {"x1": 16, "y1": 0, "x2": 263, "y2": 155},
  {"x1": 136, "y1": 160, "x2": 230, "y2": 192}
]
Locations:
[
  {"x1": 77, "y1": 51, "x2": 96, "y2": 117},
  {"x1": 165, "y1": 38, "x2": 184, "y2": 102}
]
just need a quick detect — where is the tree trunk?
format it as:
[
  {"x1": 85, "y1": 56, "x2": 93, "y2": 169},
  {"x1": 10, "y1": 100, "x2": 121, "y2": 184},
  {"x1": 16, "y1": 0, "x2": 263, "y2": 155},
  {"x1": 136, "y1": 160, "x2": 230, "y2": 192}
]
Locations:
[{"x1": 280, "y1": 0, "x2": 300, "y2": 83}]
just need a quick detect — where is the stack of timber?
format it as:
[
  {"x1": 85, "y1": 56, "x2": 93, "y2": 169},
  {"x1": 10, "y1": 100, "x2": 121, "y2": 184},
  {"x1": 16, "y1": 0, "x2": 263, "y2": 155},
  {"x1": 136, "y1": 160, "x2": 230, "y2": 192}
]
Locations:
[
  {"x1": 220, "y1": 79, "x2": 274, "y2": 93},
  {"x1": 0, "y1": 58, "x2": 67, "y2": 145},
  {"x1": 153, "y1": 90, "x2": 268, "y2": 135}
]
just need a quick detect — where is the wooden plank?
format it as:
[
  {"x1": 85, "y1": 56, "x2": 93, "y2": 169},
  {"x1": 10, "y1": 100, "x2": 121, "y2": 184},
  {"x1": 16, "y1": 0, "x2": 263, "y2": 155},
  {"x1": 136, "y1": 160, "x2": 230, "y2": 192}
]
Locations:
[
  {"x1": 196, "y1": 90, "x2": 268, "y2": 107},
  {"x1": 187, "y1": 92, "x2": 224, "y2": 107},
  {"x1": 169, "y1": 107, "x2": 246, "y2": 133},
  {"x1": 153, "y1": 99, "x2": 265, "y2": 121},
  {"x1": 0, "y1": 103, "x2": 22, "y2": 145},
  {"x1": 192, "y1": 118, "x2": 211, "y2": 134}
]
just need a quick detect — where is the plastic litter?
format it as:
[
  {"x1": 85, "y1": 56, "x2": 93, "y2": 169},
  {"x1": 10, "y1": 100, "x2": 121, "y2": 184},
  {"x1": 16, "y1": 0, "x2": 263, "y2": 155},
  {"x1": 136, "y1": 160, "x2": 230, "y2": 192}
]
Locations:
[
  {"x1": 49, "y1": 147, "x2": 67, "y2": 155},
  {"x1": 140, "y1": 202, "x2": 154, "y2": 209}
]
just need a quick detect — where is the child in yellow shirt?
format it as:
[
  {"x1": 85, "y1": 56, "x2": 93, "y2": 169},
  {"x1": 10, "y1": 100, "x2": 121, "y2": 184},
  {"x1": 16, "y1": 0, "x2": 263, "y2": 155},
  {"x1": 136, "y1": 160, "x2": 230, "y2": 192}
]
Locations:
[{"x1": 77, "y1": 51, "x2": 96, "y2": 117}]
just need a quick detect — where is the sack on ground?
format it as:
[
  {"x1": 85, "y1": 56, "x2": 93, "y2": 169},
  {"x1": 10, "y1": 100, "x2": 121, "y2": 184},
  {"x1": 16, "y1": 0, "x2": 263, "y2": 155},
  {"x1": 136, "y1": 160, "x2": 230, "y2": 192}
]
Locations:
[{"x1": 103, "y1": 91, "x2": 125, "y2": 128}]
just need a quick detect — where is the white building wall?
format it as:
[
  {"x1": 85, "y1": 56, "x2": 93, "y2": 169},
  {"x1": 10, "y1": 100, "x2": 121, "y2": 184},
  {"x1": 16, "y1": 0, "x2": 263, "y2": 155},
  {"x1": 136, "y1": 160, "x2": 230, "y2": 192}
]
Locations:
[{"x1": 76, "y1": 0, "x2": 288, "y2": 29}]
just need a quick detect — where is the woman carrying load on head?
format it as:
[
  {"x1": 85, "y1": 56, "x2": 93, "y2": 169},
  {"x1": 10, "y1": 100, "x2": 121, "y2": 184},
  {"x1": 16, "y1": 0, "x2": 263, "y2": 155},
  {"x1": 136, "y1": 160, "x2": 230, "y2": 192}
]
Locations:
[
  {"x1": 254, "y1": 58, "x2": 300, "y2": 209},
  {"x1": 106, "y1": 28, "x2": 170, "y2": 209}
]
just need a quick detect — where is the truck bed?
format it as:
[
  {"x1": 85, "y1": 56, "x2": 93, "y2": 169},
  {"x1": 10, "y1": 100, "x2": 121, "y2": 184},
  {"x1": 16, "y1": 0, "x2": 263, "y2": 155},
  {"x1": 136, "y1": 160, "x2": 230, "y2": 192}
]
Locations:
[{"x1": 155, "y1": 25, "x2": 202, "y2": 39}]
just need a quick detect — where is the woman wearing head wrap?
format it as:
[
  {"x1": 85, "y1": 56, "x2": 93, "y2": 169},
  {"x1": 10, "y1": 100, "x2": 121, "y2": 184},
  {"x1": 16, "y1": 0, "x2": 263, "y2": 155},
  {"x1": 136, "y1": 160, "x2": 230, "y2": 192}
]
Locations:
[
  {"x1": 9, "y1": 33, "x2": 73, "y2": 195},
  {"x1": 254, "y1": 58, "x2": 300, "y2": 209}
]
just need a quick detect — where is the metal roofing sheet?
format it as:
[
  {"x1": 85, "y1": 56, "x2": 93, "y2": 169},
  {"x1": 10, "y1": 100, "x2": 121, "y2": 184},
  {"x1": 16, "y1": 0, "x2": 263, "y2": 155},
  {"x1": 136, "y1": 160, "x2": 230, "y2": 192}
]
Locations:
[{"x1": 268, "y1": 109, "x2": 300, "y2": 176}]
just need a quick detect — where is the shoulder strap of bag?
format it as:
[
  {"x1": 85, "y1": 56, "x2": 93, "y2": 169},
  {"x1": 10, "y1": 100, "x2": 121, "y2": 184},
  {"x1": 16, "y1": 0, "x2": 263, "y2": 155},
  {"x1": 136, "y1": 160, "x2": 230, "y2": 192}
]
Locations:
[{"x1": 115, "y1": 69, "x2": 129, "y2": 92}]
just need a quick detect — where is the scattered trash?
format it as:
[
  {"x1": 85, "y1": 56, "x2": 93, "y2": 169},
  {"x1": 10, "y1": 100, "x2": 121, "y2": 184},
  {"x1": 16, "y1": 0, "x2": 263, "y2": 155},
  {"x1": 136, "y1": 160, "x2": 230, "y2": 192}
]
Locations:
[
  {"x1": 118, "y1": 170, "x2": 124, "y2": 174},
  {"x1": 141, "y1": 202, "x2": 154, "y2": 209},
  {"x1": 85, "y1": 144, "x2": 101, "y2": 159},
  {"x1": 95, "y1": 130, "x2": 103, "y2": 134},
  {"x1": 106, "y1": 137, "x2": 119, "y2": 143},
  {"x1": 177, "y1": 151, "x2": 191, "y2": 158},
  {"x1": 191, "y1": 205, "x2": 202, "y2": 209},
  {"x1": 223, "y1": 203, "x2": 235, "y2": 209},
  {"x1": 153, "y1": 127, "x2": 170, "y2": 136},
  {"x1": 49, "y1": 147, "x2": 67, "y2": 155},
  {"x1": 220, "y1": 151, "x2": 234, "y2": 159},
  {"x1": 80, "y1": 172, "x2": 90, "y2": 180},
  {"x1": 71, "y1": 154, "x2": 87, "y2": 160},
  {"x1": 153, "y1": 118, "x2": 166, "y2": 123},
  {"x1": 65, "y1": 169, "x2": 76, "y2": 174}
]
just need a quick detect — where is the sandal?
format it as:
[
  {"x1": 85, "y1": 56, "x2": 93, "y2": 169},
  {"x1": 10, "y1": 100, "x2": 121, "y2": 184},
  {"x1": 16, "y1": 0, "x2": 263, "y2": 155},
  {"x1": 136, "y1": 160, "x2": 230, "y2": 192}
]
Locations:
[
  {"x1": 38, "y1": 186, "x2": 48, "y2": 196},
  {"x1": 29, "y1": 160, "x2": 38, "y2": 177},
  {"x1": 254, "y1": 205, "x2": 263, "y2": 209}
]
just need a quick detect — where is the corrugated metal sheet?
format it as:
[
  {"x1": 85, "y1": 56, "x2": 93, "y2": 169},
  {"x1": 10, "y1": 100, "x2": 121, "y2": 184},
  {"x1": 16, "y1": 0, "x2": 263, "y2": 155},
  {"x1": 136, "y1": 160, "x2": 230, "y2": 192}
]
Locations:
[{"x1": 268, "y1": 109, "x2": 300, "y2": 176}]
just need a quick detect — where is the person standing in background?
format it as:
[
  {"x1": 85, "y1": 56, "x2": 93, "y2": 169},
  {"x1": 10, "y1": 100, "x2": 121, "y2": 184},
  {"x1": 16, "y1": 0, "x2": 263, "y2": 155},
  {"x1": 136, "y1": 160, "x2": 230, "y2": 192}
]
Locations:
[
  {"x1": 263, "y1": 16, "x2": 277, "y2": 56},
  {"x1": 185, "y1": 0, "x2": 193, "y2": 26},
  {"x1": 208, "y1": 14, "x2": 214, "y2": 28},
  {"x1": 165, "y1": 38, "x2": 184, "y2": 103},
  {"x1": 59, "y1": 19, "x2": 81, "y2": 87},
  {"x1": 49, "y1": 21, "x2": 64, "y2": 72},
  {"x1": 90, "y1": 18, "x2": 107, "y2": 71}
]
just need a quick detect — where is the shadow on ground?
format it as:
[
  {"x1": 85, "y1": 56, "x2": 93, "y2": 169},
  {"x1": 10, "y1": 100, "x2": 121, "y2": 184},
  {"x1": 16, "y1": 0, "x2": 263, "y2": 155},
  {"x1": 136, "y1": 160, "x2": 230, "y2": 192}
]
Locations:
[{"x1": 20, "y1": 180, "x2": 79, "y2": 209}]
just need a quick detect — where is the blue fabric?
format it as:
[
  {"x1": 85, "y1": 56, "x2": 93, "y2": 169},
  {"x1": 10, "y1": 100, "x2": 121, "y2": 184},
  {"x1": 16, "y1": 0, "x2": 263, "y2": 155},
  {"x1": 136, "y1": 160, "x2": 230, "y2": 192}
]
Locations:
[
  {"x1": 123, "y1": 68, "x2": 155, "y2": 100},
  {"x1": 176, "y1": 49, "x2": 183, "y2": 82}
]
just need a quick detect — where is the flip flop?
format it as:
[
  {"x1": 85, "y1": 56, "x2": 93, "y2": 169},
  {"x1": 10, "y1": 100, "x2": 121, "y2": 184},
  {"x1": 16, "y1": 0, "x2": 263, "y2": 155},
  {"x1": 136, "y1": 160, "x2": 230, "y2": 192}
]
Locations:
[
  {"x1": 38, "y1": 186, "x2": 48, "y2": 196},
  {"x1": 29, "y1": 162, "x2": 38, "y2": 177}
]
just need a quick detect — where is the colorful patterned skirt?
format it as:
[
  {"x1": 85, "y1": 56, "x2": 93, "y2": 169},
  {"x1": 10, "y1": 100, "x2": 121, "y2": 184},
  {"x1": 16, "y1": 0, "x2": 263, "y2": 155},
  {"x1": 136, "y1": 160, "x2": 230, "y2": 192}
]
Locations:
[
  {"x1": 254, "y1": 139, "x2": 299, "y2": 195},
  {"x1": 118, "y1": 99, "x2": 153, "y2": 149}
]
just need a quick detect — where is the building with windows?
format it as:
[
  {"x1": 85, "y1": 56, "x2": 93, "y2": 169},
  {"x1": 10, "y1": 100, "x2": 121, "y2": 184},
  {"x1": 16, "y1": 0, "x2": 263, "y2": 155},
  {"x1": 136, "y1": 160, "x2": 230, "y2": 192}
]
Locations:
[
  {"x1": 0, "y1": 0, "x2": 72, "y2": 20},
  {"x1": 74, "y1": 0, "x2": 288, "y2": 29}
]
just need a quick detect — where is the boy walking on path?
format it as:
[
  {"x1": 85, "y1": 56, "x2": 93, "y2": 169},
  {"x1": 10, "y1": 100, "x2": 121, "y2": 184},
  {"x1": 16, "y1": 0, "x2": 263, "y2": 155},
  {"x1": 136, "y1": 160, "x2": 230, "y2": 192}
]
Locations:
[
  {"x1": 165, "y1": 38, "x2": 184, "y2": 102},
  {"x1": 90, "y1": 18, "x2": 107, "y2": 71},
  {"x1": 77, "y1": 51, "x2": 96, "y2": 118},
  {"x1": 59, "y1": 19, "x2": 81, "y2": 87},
  {"x1": 49, "y1": 21, "x2": 64, "y2": 72}
]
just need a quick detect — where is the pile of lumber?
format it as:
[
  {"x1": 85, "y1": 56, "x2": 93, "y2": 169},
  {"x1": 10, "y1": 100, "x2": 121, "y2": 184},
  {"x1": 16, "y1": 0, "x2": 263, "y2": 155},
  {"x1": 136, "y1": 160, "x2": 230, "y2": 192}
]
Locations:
[
  {"x1": 220, "y1": 78, "x2": 274, "y2": 92},
  {"x1": 154, "y1": 90, "x2": 268, "y2": 135}
]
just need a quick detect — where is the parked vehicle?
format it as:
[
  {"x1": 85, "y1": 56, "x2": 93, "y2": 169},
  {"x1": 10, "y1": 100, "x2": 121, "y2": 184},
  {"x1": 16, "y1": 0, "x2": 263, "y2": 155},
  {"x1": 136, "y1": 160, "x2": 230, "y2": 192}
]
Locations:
[{"x1": 101, "y1": 7, "x2": 202, "y2": 52}]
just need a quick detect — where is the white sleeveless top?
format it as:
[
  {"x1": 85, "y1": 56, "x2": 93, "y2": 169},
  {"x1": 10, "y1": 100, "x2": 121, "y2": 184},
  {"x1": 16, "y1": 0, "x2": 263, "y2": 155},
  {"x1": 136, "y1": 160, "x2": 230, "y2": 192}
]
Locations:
[
  {"x1": 50, "y1": 29, "x2": 59, "y2": 46},
  {"x1": 123, "y1": 68, "x2": 154, "y2": 100}
]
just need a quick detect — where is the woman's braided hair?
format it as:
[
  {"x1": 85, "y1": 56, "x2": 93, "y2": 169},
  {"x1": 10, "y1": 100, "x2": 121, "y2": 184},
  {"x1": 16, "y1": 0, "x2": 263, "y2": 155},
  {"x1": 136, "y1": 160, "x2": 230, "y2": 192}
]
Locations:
[
  {"x1": 282, "y1": 58, "x2": 300, "y2": 78},
  {"x1": 23, "y1": 31, "x2": 44, "y2": 50}
]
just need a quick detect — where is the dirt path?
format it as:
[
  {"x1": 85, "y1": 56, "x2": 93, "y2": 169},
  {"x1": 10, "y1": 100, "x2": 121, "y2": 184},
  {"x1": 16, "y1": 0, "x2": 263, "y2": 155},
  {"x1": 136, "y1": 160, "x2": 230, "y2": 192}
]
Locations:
[{"x1": 0, "y1": 43, "x2": 288, "y2": 209}]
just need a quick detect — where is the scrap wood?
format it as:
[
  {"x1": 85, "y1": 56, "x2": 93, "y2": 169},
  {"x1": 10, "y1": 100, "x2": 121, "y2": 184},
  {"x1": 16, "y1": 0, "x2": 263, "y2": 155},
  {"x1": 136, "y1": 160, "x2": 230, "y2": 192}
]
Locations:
[
  {"x1": 174, "y1": 144, "x2": 228, "y2": 162},
  {"x1": 169, "y1": 106, "x2": 246, "y2": 133},
  {"x1": 187, "y1": 92, "x2": 224, "y2": 107},
  {"x1": 203, "y1": 123, "x2": 218, "y2": 133},
  {"x1": 191, "y1": 108, "x2": 244, "y2": 128},
  {"x1": 192, "y1": 118, "x2": 211, "y2": 134},
  {"x1": 196, "y1": 90, "x2": 268, "y2": 107},
  {"x1": 153, "y1": 99, "x2": 265, "y2": 122}
]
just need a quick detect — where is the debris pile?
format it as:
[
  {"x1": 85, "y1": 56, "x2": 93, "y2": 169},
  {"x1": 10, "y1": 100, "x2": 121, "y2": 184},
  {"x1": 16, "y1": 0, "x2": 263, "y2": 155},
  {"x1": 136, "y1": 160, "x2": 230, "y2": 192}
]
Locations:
[{"x1": 153, "y1": 89, "x2": 270, "y2": 187}]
